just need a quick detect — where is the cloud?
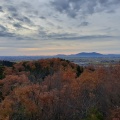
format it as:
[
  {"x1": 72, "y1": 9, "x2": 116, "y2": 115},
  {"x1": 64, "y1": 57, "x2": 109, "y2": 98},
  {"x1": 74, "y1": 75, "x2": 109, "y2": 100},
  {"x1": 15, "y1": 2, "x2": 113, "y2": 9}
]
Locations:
[
  {"x1": 16, "y1": 16, "x2": 32, "y2": 24},
  {"x1": 79, "y1": 22, "x2": 89, "y2": 26},
  {"x1": 0, "y1": 6, "x2": 4, "y2": 12},
  {"x1": 0, "y1": 31, "x2": 15, "y2": 38},
  {"x1": 51, "y1": 0, "x2": 120, "y2": 18},
  {"x1": 36, "y1": 30, "x2": 114, "y2": 41},
  {"x1": 0, "y1": 25, "x2": 14, "y2": 37},
  {"x1": 9, "y1": 12, "x2": 32, "y2": 25},
  {"x1": 39, "y1": 16, "x2": 46, "y2": 19},
  {"x1": 7, "y1": 5, "x2": 17, "y2": 12},
  {"x1": 0, "y1": 25, "x2": 6, "y2": 31},
  {"x1": 13, "y1": 23, "x2": 23, "y2": 29},
  {"x1": 0, "y1": 24, "x2": 34, "y2": 40},
  {"x1": 50, "y1": 34, "x2": 113, "y2": 40}
]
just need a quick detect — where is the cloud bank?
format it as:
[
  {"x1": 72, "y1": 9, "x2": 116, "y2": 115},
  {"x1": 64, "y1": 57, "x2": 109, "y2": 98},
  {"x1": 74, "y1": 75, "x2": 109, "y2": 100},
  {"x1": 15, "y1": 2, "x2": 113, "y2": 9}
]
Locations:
[{"x1": 0, "y1": 0, "x2": 120, "y2": 55}]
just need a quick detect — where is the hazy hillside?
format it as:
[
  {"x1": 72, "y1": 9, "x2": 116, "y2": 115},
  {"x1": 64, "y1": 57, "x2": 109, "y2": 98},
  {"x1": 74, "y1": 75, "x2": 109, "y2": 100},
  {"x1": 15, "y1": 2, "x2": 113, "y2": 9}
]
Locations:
[{"x1": 74, "y1": 52, "x2": 103, "y2": 57}]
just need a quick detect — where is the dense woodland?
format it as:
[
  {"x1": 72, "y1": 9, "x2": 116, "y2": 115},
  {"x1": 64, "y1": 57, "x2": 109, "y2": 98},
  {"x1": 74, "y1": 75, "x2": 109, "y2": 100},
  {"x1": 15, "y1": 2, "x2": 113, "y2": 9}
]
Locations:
[{"x1": 0, "y1": 58, "x2": 120, "y2": 120}]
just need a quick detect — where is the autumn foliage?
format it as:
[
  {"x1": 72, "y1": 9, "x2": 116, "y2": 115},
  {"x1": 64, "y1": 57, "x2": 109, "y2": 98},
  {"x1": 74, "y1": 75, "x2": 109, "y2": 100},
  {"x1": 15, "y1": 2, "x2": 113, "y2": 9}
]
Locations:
[{"x1": 0, "y1": 58, "x2": 120, "y2": 120}]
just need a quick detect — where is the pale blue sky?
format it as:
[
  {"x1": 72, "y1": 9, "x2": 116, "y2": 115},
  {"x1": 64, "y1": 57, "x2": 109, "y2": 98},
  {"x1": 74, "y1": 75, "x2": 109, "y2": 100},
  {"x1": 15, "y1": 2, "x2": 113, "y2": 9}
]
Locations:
[{"x1": 0, "y1": 0, "x2": 120, "y2": 55}]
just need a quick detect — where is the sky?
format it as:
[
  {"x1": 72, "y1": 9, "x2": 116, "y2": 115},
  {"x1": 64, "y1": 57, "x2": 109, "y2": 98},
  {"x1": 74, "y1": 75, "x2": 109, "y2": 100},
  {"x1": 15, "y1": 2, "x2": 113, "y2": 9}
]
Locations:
[{"x1": 0, "y1": 0, "x2": 120, "y2": 56}]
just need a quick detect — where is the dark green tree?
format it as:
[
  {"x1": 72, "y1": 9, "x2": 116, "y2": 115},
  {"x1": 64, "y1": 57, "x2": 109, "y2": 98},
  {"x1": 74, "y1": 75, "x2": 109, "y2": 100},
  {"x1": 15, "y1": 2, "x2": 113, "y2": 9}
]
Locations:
[{"x1": 0, "y1": 65, "x2": 5, "y2": 79}]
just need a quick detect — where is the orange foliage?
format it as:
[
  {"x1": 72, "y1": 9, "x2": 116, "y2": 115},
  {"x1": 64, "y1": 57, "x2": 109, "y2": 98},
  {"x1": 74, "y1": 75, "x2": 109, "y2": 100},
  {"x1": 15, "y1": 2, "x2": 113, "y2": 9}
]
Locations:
[{"x1": 0, "y1": 59, "x2": 120, "y2": 120}]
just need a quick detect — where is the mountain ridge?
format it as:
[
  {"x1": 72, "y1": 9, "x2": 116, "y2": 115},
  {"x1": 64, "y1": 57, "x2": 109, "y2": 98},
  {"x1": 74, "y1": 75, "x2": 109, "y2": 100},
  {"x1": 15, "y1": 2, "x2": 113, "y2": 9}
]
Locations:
[
  {"x1": 55, "y1": 52, "x2": 120, "y2": 57},
  {"x1": 75, "y1": 52, "x2": 103, "y2": 56},
  {"x1": 0, "y1": 52, "x2": 120, "y2": 61}
]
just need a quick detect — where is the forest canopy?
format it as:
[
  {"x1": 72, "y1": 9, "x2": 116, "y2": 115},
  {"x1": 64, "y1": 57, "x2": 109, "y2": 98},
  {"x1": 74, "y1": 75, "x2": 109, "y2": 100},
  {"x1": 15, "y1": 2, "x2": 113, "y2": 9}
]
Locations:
[{"x1": 0, "y1": 58, "x2": 120, "y2": 120}]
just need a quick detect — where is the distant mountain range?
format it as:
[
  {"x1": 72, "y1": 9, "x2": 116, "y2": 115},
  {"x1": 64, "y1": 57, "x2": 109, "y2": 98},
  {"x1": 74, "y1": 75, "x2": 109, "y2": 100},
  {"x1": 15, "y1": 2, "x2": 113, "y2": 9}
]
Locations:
[
  {"x1": 0, "y1": 52, "x2": 120, "y2": 61},
  {"x1": 55, "y1": 52, "x2": 120, "y2": 57},
  {"x1": 73, "y1": 52, "x2": 103, "y2": 57}
]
